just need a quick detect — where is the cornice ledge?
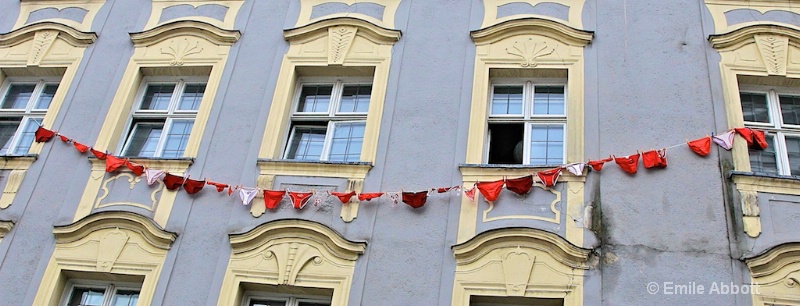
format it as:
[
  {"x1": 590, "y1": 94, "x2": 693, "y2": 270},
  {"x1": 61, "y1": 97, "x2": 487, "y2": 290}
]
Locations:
[
  {"x1": 452, "y1": 227, "x2": 591, "y2": 269},
  {"x1": 53, "y1": 211, "x2": 177, "y2": 250},
  {"x1": 229, "y1": 219, "x2": 366, "y2": 260},
  {"x1": 130, "y1": 20, "x2": 241, "y2": 47},
  {"x1": 746, "y1": 242, "x2": 800, "y2": 278},
  {"x1": 257, "y1": 159, "x2": 373, "y2": 179},
  {"x1": 0, "y1": 220, "x2": 14, "y2": 238},
  {"x1": 0, "y1": 22, "x2": 97, "y2": 47},
  {"x1": 284, "y1": 17, "x2": 402, "y2": 44},
  {"x1": 470, "y1": 17, "x2": 594, "y2": 47},
  {"x1": 709, "y1": 24, "x2": 800, "y2": 49}
]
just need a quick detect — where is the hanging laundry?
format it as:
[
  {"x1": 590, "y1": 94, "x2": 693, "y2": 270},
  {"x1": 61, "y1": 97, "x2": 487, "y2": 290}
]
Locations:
[
  {"x1": 228, "y1": 185, "x2": 236, "y2": 196},
  {"x1": 387, "y1": 192, "x2": 400, "y2": 207},
  {"x1": 642, "y1": 149, "x2": 668, "y2": 169},
  {"x1": 207, "y1": 181, "x2": 228, "y2": 192},
  {"x1": 125, "y1": 160, "x2": 145, "y2": 176},
  {"x1": 712, "y1": 130, "x2": 735, "y2": 150},
  {"x1": 105, "y1": 156, "x2": 127, "y2": 173},
  {"x1": 437, "y1": 186, "x2": 455, "y2": 193},
  {"x1": 537, "y1": 168, "x2": 562, "y2": 188},
  {"x1": 505, "y1": 175, "x2": 533, "y2": 195},
  {"x1": 162, "y1": 173, "x2": 185, "y2": 191},
  {"x1": 465, "y1": 186, "x2": 476, "y2": 202},
  {"x1": 735, "y1": 127, "x2": 769, "y2": 150},
  {"x1": 59, "y1": 135, "x2": 69, "y2": 143},
  {"x1": 402, "y1": 191, "x2": 429, "y2": 208},
  {"x1": 183, "y1": 178, "x2": 205, "y2": 195},
  {"x1": 687, "y1": 136, "x2": 711, "y2": 157},
  {"x1": 90, "y1": 149, "x2": 107, "y2": 160},
  {"x1": 34, "y1": 127, "x2": 55, "y2": 143},
  {"x1": 358, "y1": 192, "x2": 384, "y2": 201},
  {"x1": 331, "y1": 191, "x2": 356, "y2": 204},
  {"x1": 263, "y1": 190, "x2": 286, "y2": 209},
  {"x1": 565, "y1": 163, "x2": 586, "y2": 176},
  {"x1": 73, "y1": 141, "x2": 90, "y2": 153},
  {"x1": 145, "y1": 169, "x2": 166, "y2": 186},
  {"x1": 476, "y1": 180, "x2": 504, "y2": 202},
  {"x1": 288, "y1": 191, "x2": 313, "y2": 209},
  {"x1": 587, "y1": 157, "x2": 613, "y2": 171},
  {"x1": 614, "y1": 153, "x2": 640, "y2": 175},
  {"x1": 239, "y1": 188, "x2": 259, "y2": 205}
]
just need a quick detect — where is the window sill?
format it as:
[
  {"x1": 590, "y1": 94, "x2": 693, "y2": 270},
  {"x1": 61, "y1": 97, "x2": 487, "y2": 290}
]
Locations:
[
  {"x1": 0, "y1": 155, "x2": 37, "y2": 170},
  {"x1": 459, "y1": 163, "x2": 585, "y2": 182},
  {"x1": 730, "y1": 171, "x2": 800, "y2": 195},
  {"x1": 257, "y1": 159, "x2": 373, "y2": 179}
]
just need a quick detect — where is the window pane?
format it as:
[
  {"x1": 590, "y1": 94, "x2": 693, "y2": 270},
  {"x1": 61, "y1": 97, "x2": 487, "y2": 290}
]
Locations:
[
  {"x1": 0, "y1": 120, "x2": 20, "y2": 155},
  {"x1": 298, "y1": 302, "x2": 331, "y2": 306},
  {"x1": 12, "y1": 118, "x2": 42, "y2": 155},
  {"x1": 111, "y1": 290, "x2": 139, "y2": 306},
  {"x1": 286, "y1": 126, "x2": 327, "y2": 160},
  {"x1": 35, "y1": 84, "x2": 59, "y2": 110},
  {"x1": 780, "y1": 95, "x2": 800, "y2": 125},
  {"x1": 749, "y1": 134, "x2": 778, "y2": 174},
  {"x1": 328, "y1": 122, "x2": 365, "y2": 162},
  {"x1": 178, "y1": 84, "x2": 206, "y2": 111},
  {"x1": 491, "y1": 86, "x2": 523, "y2": 115},
  {"x1": 139, "y1": 84, "x2": 176, "y2": 110},
  {"x1": 533, "y1": 86, "x2": 565, "y2": 115},
  {"x1": 250, "y1": 300, "x2": 287, "y2": 306},
  {"x1": 297, "y1": 85, "x2": 333, "y2": 113},
  {"x1": 339, "y1": 85, "x2": 372, "y2": 113},
  {"x1": 123, "y1": 123, "x2": 164, "y2": 157},
  {"x1": 529, "y1": 125, "x2": 564, "y2": 166},
  {"x1": 161, "y1": 120, "x2": 194, "y2": 158},
  {"x1": 2, "y1": 84, "x2": 36, "y2": 109},
  {"x1": 487, "y1": 123, "x2": 524, "y2": 164},
  {"x1": 786, "y1": 136, "x2": 800, "y2": 176},
  {"x1": 67, "y1": 287, "x2": 106, "y2": 306},
  {"x1": 740, "y1": 92, "x2": 770, "y2": 123}
]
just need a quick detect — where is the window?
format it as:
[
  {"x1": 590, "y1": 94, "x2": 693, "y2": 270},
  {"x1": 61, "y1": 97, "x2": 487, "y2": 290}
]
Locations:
[
  {"x1": 242, "y1": 285, "x2": 333, "y2": 306},
  {"x1": 284, "y1": 79, "x2": 371, "y2": 162},
  {"x1": 247, "y1": 296, "x2": 330, "y2": 306},
  {"x1": 486, "y1": 80, "x2": 566, "y2": 165},
  {"x1": 0, "y1": 79, "x2": 58, "y2": 155},
  {"x1": 739, "y1": 87, "x2": 800, "y2": 176},
  {"x1": 120, "y1": 78, "x2": 206, "y2": 158},
  {"x1": 61, "y1": 282, "x2": 140, "y2": 306},
  {"x1": 469, "y1": 296, "x2": 563, "y2": 306}
]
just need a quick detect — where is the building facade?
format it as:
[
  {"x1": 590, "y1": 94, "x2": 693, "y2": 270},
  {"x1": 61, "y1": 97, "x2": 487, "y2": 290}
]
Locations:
[{"x1": 0, "y1": 0, "x2": 798, "y2": 305}]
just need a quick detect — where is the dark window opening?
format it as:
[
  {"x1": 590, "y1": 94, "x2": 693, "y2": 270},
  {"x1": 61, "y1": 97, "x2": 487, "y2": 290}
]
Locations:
[{"x1": 488, "y1": 123, "x2": 524, "y2": 164}]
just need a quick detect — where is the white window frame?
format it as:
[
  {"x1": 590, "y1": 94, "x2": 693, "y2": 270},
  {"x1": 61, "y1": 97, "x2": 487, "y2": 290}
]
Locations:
[
  {"x1": 485, "y1": 78, "x2": 567, "y2": 165},
  {"x1": 119, "y1": 76, "x2": 208, "y2": 158},
  {"x1": 283, "y1": 77, "x2": 372, "y2": 162},
  {"x1": 243, "y1": 291, "x2": 331, "y2": 306},
  {"x1": 0, "y1": 77, "x2": 59, "y2": 155},
  {"x1": 740, "y1": 84, "x2": 800, "y2": 176},
  {"x1": 58, "y1": 280, "x2": 141, "y2": 306}
]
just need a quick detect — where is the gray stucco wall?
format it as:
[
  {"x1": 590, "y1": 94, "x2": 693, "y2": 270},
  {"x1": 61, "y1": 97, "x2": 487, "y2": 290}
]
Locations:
[{"x1": 1, "y1": 0, "x2": 799, "y2": 305}]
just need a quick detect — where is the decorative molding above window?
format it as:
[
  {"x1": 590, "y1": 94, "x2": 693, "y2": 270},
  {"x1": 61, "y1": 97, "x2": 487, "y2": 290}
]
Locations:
[
  {"x1": 705, "y1": 0, "x2": 800, "y2": 34},
  {"x1": 479, "y1": 0, "x2": 586, "y2": 30},
  {"x1": 144, "y1": 0, "x2": 244, "y2": 31},
  {"x1": 295, "y1": 0, "x2": 402, "y2": 29},
  {"x1": 745, "y1": 242, "x2": 800, "y2": 305},
  {"x1": 14, "y1": 0, "x2": 106, "y2": 33},
  {"x1": 0, "y1": 219, "x2": 13, "y2": 241}
]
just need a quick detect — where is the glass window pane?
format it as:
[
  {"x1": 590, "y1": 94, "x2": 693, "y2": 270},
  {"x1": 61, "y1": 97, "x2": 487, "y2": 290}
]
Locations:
[
  {"x1": 0, "y1": 120, "x2": 20, "y2": 155},
  {"x1": 491, "y1": 86, "x2": 523, "y2": 115},
  {"x1": 328, "y1": 122, "x2": 365, "y2": 162},
  {"x1": 35, "y1": 84, "x2": 59, "y2": 110},
  {"x1": 287, "y1": 126, "x2": 327, "y2": 160},
  {"x1": 139, "y1": 84, "x2": 176, "y2": 110},
  {"x1": 780, "y1": 95, "x2": 800, "y2": 125},
  {"x1": 740, "y1": 92, "x2": 770, "y2": 123},
  {"x1": 533, "y1": 86, "x2": 565, "y2": 115},
  {"x1": 178, "y1": 84, "x2": 206, "y2": 111},
  {"x1": 339, "y1": 85, "x2": 372, "y2": 113},
  {"x1": 250, "y1": 300, "x2": 288, "y2": 306},
  {"x1": 786, "y1": 136, "x2": 800, "y2": 176},
  {"x1": 529, "y1": 125, "x2": 564, "y2": 166},
  {"x1": 112, "y1": 290, "x2": 140, "y2": 306},
  {"x1": 123, "y1": 123, "x2": 164, "y2": 157},
  {"x1": 2, "y1": 84, "x2": 36, "y2": 109},
  {"x1": 749, "y1": 134, "x2": 778, "y2": 174},
  {"x1": 161, "y1": 120, "x2": 194, "y2": 158},
  {"x1": 298, "y1": 302, "x2": 331, "y2": 306},
  {"x1": 297, "y1": 85, "x2": 333, "y2": 113},
  {"x1": 12, "y1": 118, "x2": 43, "y2": 155},
  {"x1": 67, "y1": 287, "x2": 106, "y2": 306}
]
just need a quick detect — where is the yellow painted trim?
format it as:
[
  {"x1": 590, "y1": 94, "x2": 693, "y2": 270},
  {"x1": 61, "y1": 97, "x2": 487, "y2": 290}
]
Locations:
[
  {"x1": 14, "y1": 0, "x2": 106, "y2": 32},
  {"x1": 0, "y1": 220, "x2": 13, "y2": 243},
  {"x1": 470, "y1": 17, "x2": 593, "y2": 46},
  {"x1": 218, "y1": 219, "x2": 366, "y2": 306},
  {"x1": 0, "y1": 22, "x2": 97, "y2": 48},
  {"x1": 745, "y1": 243, "x2": 800, "y2": 305},
  {"x1": 482, "y1": 182, "x2": 561, "y2": 223},
  {"x1": 296, "y1": 0, "x2": 402, "y2": 29},
  {"x1": 733, "y1": 174, "x2": 800, "y2": 195},
  {"x1": 144, "y1": 0, "x2": 245, "y2": 31},
  {"x1": 130, "y1": 20, "x2": 241, "y2": 47},
  {"x1": 32, "y1": 211, "x2": 176, "y2": 306},
  {"x1": 479, "y1": 0, "x2": 586, "y2": 29},
  {"x1": 451, "y1": 228, "x2": 590, "y2": 306},
  {"x1": 705, "y1": 0, "x2": 800, "y2": 34},
  {"x1": 284, "y1": 17, "x2": 401, "y2": 44}
]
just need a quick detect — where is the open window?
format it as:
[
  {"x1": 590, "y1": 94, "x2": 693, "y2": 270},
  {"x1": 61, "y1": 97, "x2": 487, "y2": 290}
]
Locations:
[{"x1": 0, "y1": 78, "x2": 59, "y2": 155}]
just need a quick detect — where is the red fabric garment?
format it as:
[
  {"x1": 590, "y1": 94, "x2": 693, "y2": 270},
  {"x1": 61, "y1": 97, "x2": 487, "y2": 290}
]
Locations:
[
  {"x1": 735, "y1": 128, "x2": 755, "y2": 146},
  {"x1": 125, "y1": 160, "x2": 145, "y2": 176},
  {"x1": 587, "y1": 157, "x2": 613, "y2": 171},
  {"x1": 537, "y1": 168, "x2": 562, "y2": 188},
  {"x1": 91, "y1": 149, "x2": 107, "y2": 160},
  {"x1": 402, "y1": 191, "x2": 429, "y2": 208},
  {"x1": 331, "y1": 191, "x2": 356, "y2": 204},
  {"x1": 34, "y1": 126, "x2": 55, "y2": 143},
  {"x1": 162, "y1": 173, "x2": 185, "y2": 191},
  {"x1": 207, "y1": 181, "x2": 228, "y2": 192},
  {"x1": 465, "y1": 187, "x2": 476, "y2": 201},
  {"x1": 358, "y1": 192, "x2": 384, "y2": 201},
  {"x1": 73, "y1": 141, "x2": 90, "y2": 153},
  {"x1": 688, "y1": 136, "x2": 711, "y2": 157},
  {"x1": 183, "y1": 178, "x2": 205, "y2": 194},
  {"x1": 59, "y1": 135, "x2": 69, "y2": 143},
  {"x1": 228, "y1": 186, "x2": 235, "y2": 196},
  {"x1": 614, "y1": 153, "x2": 640, "y2": 175},
  {"x1": 735, "y1": 128, "x2": 769, "y2": 150},
  {"x1": 642, "y1": 149, "x2": 668, "y2": 169},
  {"x1": 288, "y1": 192, "x2": 313, "y2": 209},
  {"x1": 437, "y1": 186, "x2": 454, "y2": 193},
  {"x1": 477, "y1": 180, "x2": 504, "y2": 202},
  {"x1": 105, "y1": 156, "x2": 127, "y2": 173},
  {"x1": 505, "y1": 175, "x2": 533, "y2": 195},
  {"x1": 263, "y1": 190, "x2": 286, "y2": 209}
]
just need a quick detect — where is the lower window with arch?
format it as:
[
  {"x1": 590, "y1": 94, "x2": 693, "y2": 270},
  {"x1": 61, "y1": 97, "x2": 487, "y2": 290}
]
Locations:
[
  {"x1": 59, "y1": 279, "x2": 141, "y2": 306},
  {"x1": 243, "y1": 284, "x2": 332, "y2": 306}
]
